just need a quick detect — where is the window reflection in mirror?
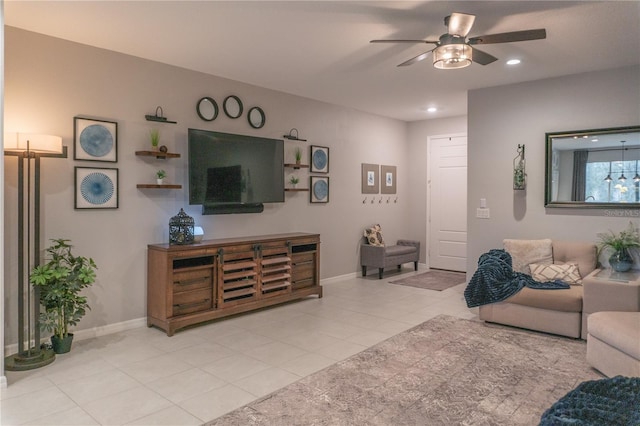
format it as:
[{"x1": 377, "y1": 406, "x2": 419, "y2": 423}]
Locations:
[{"x1": 545, "y1": 126, "x2": 640, "y2": 208}]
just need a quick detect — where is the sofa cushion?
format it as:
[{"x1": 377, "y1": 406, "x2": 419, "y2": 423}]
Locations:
[
  {"x1": 385, "y1": 245, "x2": 417, "y2": 256},
  {"x1": 364, "y1": 224, "x2": 385, "y2": 246},
  {"x1": 505, "y1": 285, "x2": 583, "y2": 312},
  {"x1": 588, "y1": 312, "x2": 640, "y2": 359},
  {"x1": 530, "y1": 263, "x2": 582, "y2": 285},
  {"x1": 503, "y1": 239, "x2": 553, "y2": 274},
  {"x1": 551, "y1": 241, "x2": 598, "y2": 277}
]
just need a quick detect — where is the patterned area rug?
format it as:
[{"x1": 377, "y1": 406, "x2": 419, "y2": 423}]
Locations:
[
  {"x1": 206, "y1": 315, "x2": 603, "y2": 425},
  {"x1": 389, "y1": 269, "x2": 466, "y2": 291}
]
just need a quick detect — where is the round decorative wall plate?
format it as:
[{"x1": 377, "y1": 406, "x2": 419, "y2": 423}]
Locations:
[
  {"x1": 80, "y1": 172, "x2": 115, "y2": 205},
  {"x1": 248, "y1": 106, "x2": 266, "y2": 129},
  {"x1": 313, "y1": 179, "x2": 328, "y2": 200},
  {"x1": 196, "y1": 97, "x2": 218, "y2": 121},
  {"x1": 313, "y1": 149, "x2": 328, "y2": 170},
  {"x1": 80, "y1": 125, "x2": 113, "y2": 157}
]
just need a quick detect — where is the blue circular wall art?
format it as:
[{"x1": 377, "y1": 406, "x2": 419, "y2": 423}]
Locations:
[
  {"x1": 81, "y1": 172, "x2": 114, "y2": 205},
  {"x1": 313, "y1": 179, "x2": 328, "y2": 201},
  {"x1": 80, "y1": 124, "x2": 113, "y2": 157},
  {"x1": 312, "y1": 149, "x2": 328, "y2": 171}
]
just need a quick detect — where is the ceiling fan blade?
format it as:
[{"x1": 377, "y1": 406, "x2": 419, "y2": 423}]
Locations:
[
  {"x1": 370, "y1": 39, "x2": 439, "y2": 44},
  {"x1": 447, "y1": 12, "x2": 476, "y2": 37},
  {"x1": 397, "y1": 50, "x2": 434, "y2": 67},
  {"x1": 468, "y1": 29, "x2": 546, "y2": 45},
  {"x1": 472, "y1": 47, "x2": 498, "y2": 65}
]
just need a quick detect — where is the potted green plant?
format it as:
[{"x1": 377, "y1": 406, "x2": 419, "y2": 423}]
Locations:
[
  {"x1": 294, "y1": 147, "x2": 302, "y2": 165},
  {"x1": 597, "y1": 222, "x2": 640, "y2": 272},
  {"x1": 150, "y1": 129, "x2": 160, "y2": 151},
  {"x1": 156, "y1": 169, "x2": 167, "y2": 185},
  {"x1": 30, "y1": 239, "x2": 97, "y2": 353},
  {"x1": 289, "y1": 175, "x2": 299, "y2": 188}
]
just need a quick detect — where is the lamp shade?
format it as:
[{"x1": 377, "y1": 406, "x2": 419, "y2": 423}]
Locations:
[
  {"x1": 4, "y1": 133, "x2": 63, "y2": 154},
  {"x1": 433, "y1": 44, "x2": 472, "y2": 69}
]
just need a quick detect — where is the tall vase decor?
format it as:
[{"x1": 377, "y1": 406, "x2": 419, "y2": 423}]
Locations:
[{"x1": 597, "y1": 222, "x2": 640, "y2": 273}]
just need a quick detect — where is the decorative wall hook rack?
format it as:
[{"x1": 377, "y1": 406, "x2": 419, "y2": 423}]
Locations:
[
  {"x1": 363, "y1": 197, "x2": 368, "y2": 204},
  {"x1": 283, "y1": 128, "x2": 307, "y2": 141},
  {"x1": 145, "y1": 106, "x2": 177, "y2": 124},
  {"x1": 394, "y1": 197, "x2": 398, "y2": 203}
]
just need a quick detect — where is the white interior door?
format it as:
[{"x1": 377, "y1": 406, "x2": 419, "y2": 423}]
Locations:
[{"x1": 428, "y1": 134, "x2": 467, "y2": 271}]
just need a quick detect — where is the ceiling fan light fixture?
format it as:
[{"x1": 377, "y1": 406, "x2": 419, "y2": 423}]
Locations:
[{"x1": 433, "y1": 44, "x2": 472, "y2": 69}]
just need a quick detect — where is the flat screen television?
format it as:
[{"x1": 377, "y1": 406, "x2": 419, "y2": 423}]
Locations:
[{"x1": 188, "y1": 129, "x2": 284, "y2": 214}]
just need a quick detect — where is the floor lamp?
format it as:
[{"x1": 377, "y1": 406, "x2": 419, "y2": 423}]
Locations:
[{"x1": 4, "y1": 133, "x2": 67, "y2": 371}]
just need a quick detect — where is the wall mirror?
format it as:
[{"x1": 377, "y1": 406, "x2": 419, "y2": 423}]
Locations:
[
  {"x1": 196, "y1": 97, "x2": 218, "y2": 121},
  {"x1": 247, "y1": 107, "x2": 266, "y2": 129},
  {"x1": 545, "y1": 125, "x2": 640, "y2": 208},
  {"x1": 223, "y1": 95, "x2": 243, "y2": 119}
]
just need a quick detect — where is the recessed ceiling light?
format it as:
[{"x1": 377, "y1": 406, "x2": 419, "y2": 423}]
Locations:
[
  {"x1": 506, "y1": 59, "x2": 521, "y2": 65},
  {"x1": 426, "y1": 107, "x2": 437, "y2": 113}
]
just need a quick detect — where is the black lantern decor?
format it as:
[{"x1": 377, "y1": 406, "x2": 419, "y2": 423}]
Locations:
[{"x1": 169, "y1": 208, "x2": 195, "y2": 245}]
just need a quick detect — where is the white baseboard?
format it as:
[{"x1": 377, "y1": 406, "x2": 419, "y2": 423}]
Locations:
[
  {"x1": 321, "y1": 271, "x2": 357, "y2": 284},
  {"x1": 3, "y1": 317, "x2": 147, "y2": 355}
]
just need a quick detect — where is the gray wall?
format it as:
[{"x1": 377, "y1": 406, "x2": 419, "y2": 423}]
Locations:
[
  {"x1": 3, "y1": 27, "x2": 411, "y2": 345},
  {"x1": 467, "y1": 65, "x2": 640, "y2": 275}
]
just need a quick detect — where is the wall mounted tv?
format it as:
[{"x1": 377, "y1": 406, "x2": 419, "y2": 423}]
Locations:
[{"x1": 188, "y1": 129, "x2": 284, "y2": 214}]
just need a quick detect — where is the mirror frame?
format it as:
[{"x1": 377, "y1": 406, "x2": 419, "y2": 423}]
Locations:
[
  {"x1": 545, "y1": 125, "x2": 640, "y2": 209},
  {"x1": 196, "y1": 97, "x2": 218, "y2": 121},
  {"x1": 223, "y1": 95, "x2": 243, "y2": 119},
  {"x1": 247, "y1": 106, "x2": 266, "y2": 129}
]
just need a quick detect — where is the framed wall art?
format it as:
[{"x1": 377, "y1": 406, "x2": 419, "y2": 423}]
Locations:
[
  {"x1": 74, "y1": 117, "x2": 118, "y2": 162},
  {"x1": 75, "y1": 167, "x2": 119, "y2": 209},
  {"x1": 381, "y1": 165, "x2": 397, "y2": 194},
  {"x1": 310, "y1": 145, "x2": 329, "y2": 173},
  {"x1": 361, "y1": 163, "x2": 379, "y2": 194},
  {"x1": 310, "y1": 176, "x2": 329, "y2": 203}
]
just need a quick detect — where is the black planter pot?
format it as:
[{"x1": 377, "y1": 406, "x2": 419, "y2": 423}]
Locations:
[{"x1": 51, "y1": 333, "x2": 74, "y2": 354}]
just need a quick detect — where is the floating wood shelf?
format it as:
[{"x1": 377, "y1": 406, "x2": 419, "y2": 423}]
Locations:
[
  {"x1": 284, "y1": 163, "x2": 309, "y2": 169},
  {"x1": 135, "y1": 150, "x2": 180, "y2": 159},
  {"x1": 285, "y1": 188, "x2": 309, "y2": 192},
  {"x1": 137, "y1": 184, "x2": 182, "y2": 189}
]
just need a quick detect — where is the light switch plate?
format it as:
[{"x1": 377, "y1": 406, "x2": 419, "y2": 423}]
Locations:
[{"x1": 476, "y1": 208, "x2": 490, "y2": 219}]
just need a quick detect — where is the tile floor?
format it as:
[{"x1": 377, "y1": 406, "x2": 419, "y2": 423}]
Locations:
[{"x1": 1, "y1": 269, "x2": 477, "y2": 425}]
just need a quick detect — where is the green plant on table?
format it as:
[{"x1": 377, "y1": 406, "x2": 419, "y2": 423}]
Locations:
[
  {"x1": 295, "y1": 147, "x2": 302, "y2": 163},
  {"x1": 150, "y1": 129, "x2": 160, "y2": 149},
  {"x1": 156, "y1": 169, "x2": 167, "y2": 179},
  {"x1": 289, "y1": 176, "x2": 299, "y2": 186},
  {"x1": 30, "y1": 239, "x2": 97, "y2": 341},
  {"x1": 597, "y1": 221, "x2": 640, "y2": 253}
]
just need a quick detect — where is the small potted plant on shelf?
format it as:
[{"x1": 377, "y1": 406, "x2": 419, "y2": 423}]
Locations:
[
  {"x1": 30, "y1": 239, "x2": 97, "y2": 354},
  {"x1": 150, "y1": 129, "x2": 160, "y2": 151},
  {"x1": 156, "y1": 169, "x2": 167, "y2": 185},
  {"x1": 597, "y1": 221, "x2": 640, "y2": 272},
  {"x1": 289, "y1": 175, "x2": 299, "y2": 188},
  {"x1": 295, "y1": 147, "x2": 302, "y2": 165}
]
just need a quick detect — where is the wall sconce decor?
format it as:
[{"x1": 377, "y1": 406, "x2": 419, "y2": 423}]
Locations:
[
  {"x1": 513, "y1": 144, "x2": 526, "y2": 190},
  {"x1": 283, "y1": 128, "x2": 307, "y2": 142},
  {"x1": 4, "y1": 132, "x2": 67, "y2": 370}
]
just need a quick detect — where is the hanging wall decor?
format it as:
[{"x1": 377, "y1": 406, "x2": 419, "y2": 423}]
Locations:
[
  {"x1": 310, "y1": 176, "x2": 329, "y2": 203},
  {"x1": 310, "y1": 145, "x2": 329, "y2": 173},
  {"x1": 74, "y1": 117, "x2": 118, "y2": 162},
  {"x1": 513, "y1": 144, "x2": 526, "y2": 190},
  {"x1": 380, "y1": 165, "x2": 397, "y2": 194},
  {"x1": 361, "y1": 163, "x2": 379, "y2": 194},
  {"x1": 74, "y1": 167, "x2": 119, "y2": 209}
]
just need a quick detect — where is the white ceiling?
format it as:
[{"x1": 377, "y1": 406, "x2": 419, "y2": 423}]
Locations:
[{"x1": 5, "y1": 1, "x2": 640, "y2": 122}]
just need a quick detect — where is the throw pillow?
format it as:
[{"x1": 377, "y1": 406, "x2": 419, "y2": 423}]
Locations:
[
  {"x1": 364, "y1": 224, "x2": 385, "y2": 246},
  {"x1": 530, "y1": 263, "x2": 583, "y2": 285},
  {"x1": 503, "y1": 239, "x2": 553, "y2": 275}
]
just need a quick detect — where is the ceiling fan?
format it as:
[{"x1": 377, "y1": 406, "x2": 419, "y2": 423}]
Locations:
[{"x1": 370, "y1": 12, "x2": 546, "y2": 69}]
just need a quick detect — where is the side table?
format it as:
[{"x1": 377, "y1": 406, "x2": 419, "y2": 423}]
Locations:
[{"x1": 581, "y1": 268, "x2": 640, "y2": 339}]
